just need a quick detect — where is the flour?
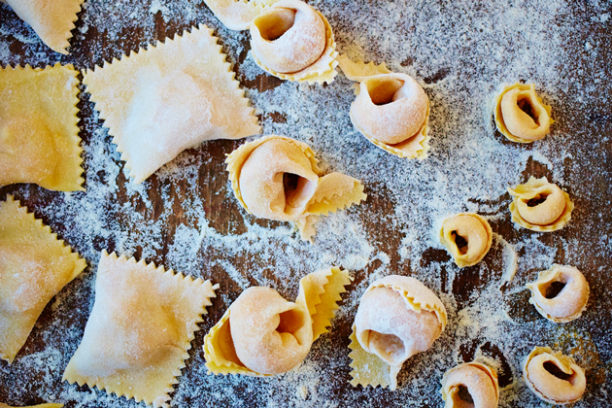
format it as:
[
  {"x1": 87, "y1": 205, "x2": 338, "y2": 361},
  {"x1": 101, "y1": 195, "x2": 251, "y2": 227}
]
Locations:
[{"x1": 1, "y1": 0, "x2": 611, "y2": 407}]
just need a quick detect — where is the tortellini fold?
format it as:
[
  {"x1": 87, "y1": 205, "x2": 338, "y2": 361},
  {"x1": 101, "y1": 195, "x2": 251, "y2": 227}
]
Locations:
[
  {"x1": 526, "y1": 265, "x2": 589, "y2": 323},
  {"x1": 226, "y1": 135, "x2": 366, "y2": 241},
  {"x1": 523, "y1": 347, "x2": 586, "y2": 404},
  {"x1": 440, "y1": 362, "x2": 499, "y2": 408},
  {"x1": 349, "y1": 275, "x2": 447, "y2": 390},
  {"x1": 250, "y1": 0, "x2": 338, "y2": 84},
  {"x1": 440, "y1": 213, "x2": 493, "y2": 267},
  {"x1": 508, "y1": 177, "x2": 574, "y2": 231},
  {"x1": 494, "y1": 83, "x2": 553, "y2": 143}
]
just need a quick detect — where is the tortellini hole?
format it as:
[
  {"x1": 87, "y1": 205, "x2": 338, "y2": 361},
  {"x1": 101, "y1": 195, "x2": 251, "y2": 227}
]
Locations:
[
  {"x1": 543, "y1": 361, "x2": 574, "y2": 381},
  {"x1": 283, "y1": 172, "x2": 317, "y2": 212},
  {"x1": 457, "y1": 385, "x2": 475, "y2": 404},
  {"x1": 541, "y1": 280, "x2": 567, "y2": 299},
  {"x1": 366, "y1": 78, "x2": 406, "y2": 105},
  {"x1": 368, "y1": 331, "x2": 406, "y2": 364},
  {"x1": 256, "y1": 8, "x2": 296, "y2": 41},
  {"x1": 277, "y1": 308, "x2": 306, "y2": 336},
  {"x1": 526, "y1": 192, "x2": 550, "y2": 207},
  {"x1": 451, "y1": 231, "x2": 469, "y2": 255},
  {"x1": 517, "y1": 97, "x2": 539, "y2": 125}
]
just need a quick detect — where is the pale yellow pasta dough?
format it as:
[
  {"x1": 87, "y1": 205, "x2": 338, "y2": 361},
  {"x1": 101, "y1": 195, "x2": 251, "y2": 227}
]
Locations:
[
  {"x1": 4, "y1": 0, "x2": 83, "y2": 54},
  {"x1": 0, "y1": 196, "x2": 86, "y2": 364},
  {"x1": 250, "y1": 0, "x2": 338, "y2": 84},
  {"x1": 494, "y1": 83, "x2": 553, "y2": 143},
  {"x1": 63, "y1": 251, "x2": 217, "y2": 408},
  {"x1": 349, "y1": 275, "x2": 447, "y2": 390},
  {"x1": 440, "y1": 362, "x2": 499, "y2": 408},
  {"x1": 203, "y1": 0, "x2": 279, "y2": 30},
  {"x1": 526, "y1": 265, "x2": 589, "y2": 323},
  {"x1": 83, "y1": 24, "x2": 260, "y2": 184},
  {"x1": 338, "y1": 56, "x2": 430, "y2": 159},
  {"x1": 203, "y1": 267, "x2": 351, "y2": 376},
  {"x1": 226, "y1": 135, "x2": 366, "y2": 241},
  {"x1": 0, "y1": 64, "x2": 84, "y2": 191},
  {"x1": 440, "y1": 213, "x2": 493, "y2": 267},
  {"x1": 523, "y1": 347, "x2": 586, "y2": 404},
  {"x1": 508, "y1": 176, "x2": 574, "y2": 232}
]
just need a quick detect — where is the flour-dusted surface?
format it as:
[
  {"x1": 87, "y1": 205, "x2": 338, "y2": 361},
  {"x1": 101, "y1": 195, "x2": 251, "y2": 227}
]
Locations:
[{"x1": 0, "y1": 1, "x2": 611, "y2": 407}]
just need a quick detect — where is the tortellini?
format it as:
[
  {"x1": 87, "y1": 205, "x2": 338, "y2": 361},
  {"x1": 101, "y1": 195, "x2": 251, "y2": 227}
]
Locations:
[
  {"x1": 250, "y1": 0, "x2": 338, "y2": 84},
  {"x1": 440, "y1": 362, "x2": 499, "y2": 408},
  {"x1": 203, "y1": 268, "x2": 351, "y2": 376},
  {"x1": 338, "y1": 56, "x2": 431, "y2": 159},
  {"x1": 440, "y1": 213, "x2": 493, "y2": 267},
  {"x1": 494, "y1": 83, "x2": 553, "y2": 143},
  {"x1": 523, "y1": 347, "x2": 586, "y2": 404},
  {"x1": 349, "y1": 275, "x2": 447, "y2": 390},
  {"x1": 508, "y1": 177, "x2": 574, "y2": 231},
  {"x1": 526, "y1": 265, "x2": 589, "y2": 323},
  {"x1": 230, "y1": 287, "x2": 313, "y2": 374},
  {"x1": 226, "y1": 135, "x2": 366, "y2": 241}
]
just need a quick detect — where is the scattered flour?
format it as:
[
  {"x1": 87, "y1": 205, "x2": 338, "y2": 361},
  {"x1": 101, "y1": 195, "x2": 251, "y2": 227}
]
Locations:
[{"x1": 0, "y1": 0, "x2": 611, "y2": 407}]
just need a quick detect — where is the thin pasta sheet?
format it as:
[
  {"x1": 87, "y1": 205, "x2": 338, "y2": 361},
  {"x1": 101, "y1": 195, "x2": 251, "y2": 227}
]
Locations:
[
  {"x1": 0, "y1": 64, "x2": 84, "y2": 191},
  {"x1": 83, "y1": 24, "x2": 261, "y2": 184},
  {"x1": 0, "y1": 196, "x2": 87, "y2": 364}
]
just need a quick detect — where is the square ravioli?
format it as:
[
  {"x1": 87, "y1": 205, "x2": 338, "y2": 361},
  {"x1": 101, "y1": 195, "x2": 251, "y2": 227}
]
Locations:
[
  {"x1": 0, "y1": 196, "x2": 87, "y2": 363},
  {"x1": 4, "y1": 0, "x2": 84, "y2": 54},
  {"x1": 83, "y1": 24, "x2": 261, "y2": 184},
  {"x1": 0, "y1": 64, "x2": 84, "y2": 191},
  {"x1": 63, "y1": 251, "x2": 217, "y2": 408}
]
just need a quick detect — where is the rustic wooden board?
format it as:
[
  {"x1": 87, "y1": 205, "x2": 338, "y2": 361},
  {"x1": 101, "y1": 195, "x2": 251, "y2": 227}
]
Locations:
[{"x1": 1, "y1": 1, "x2": 611, "y2": 407}]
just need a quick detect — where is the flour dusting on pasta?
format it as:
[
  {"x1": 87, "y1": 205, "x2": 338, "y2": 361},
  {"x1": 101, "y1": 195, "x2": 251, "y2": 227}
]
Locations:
[{"x1": 0, "y1": 0, "x2": 611, "y2": 407}]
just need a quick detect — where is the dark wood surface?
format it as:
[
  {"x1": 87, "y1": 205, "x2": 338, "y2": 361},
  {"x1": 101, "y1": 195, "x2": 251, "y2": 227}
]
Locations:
[{"x1": 1, "y1": 1, "x2": 611, "y2": 407}]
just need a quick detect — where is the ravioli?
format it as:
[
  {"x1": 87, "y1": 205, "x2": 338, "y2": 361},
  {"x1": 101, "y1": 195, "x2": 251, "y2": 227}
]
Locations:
[
  {"x1": 0, "y1": 64, "x2": 83, "y2": 191},
  {"x1": 82, "y1": 24, "x2": 261, "y2": 184},
  {"x1": 0, "y1": 196, "x2": 86, "y2": 363},
  {"x1": 63, "y1": 251, "x2": 217, "y2": 408}
]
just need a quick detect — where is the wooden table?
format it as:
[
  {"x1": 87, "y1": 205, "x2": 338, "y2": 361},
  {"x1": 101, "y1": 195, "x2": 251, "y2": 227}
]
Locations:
[{"x1": 1, "y1": 1, "x2": 611, "y2": 407}]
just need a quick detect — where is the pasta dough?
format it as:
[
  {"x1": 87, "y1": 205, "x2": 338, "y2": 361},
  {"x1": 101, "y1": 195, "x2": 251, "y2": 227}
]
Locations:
[
  {"x1": 338, "y1": 56, "x2": 430, "y2": 159},
  {"x1": 440, "y1": 213, "x2": 493, "y2": 267},
  {"x1": 250, "y1": 0, "x2": 339, "y2": 84},
  {"x1": 349, "y1": 275, "x2": 447, "y2": 390},
  {"x1": 83, "y1": 24, "x2": 260, "y2": 184},
  {"x1": 0, "y1": 196, "x2": 86, "y2": 364},
  {"x1": 226, "y1": 135, "x2": 366, "y2": 241},
  {"x1": 0, "y1": 64, "x2": 84, "y2": 191},
  {"x1": 494, "y1": 83, "x2": 553, "y2": 143},
  {"x1": 523, "y1": 347, "x2": 586, "y2": 404},
  {"x1": 526, "y1": 265, "x2": 589, "y2": 323},
  {"x1": 203, "y1": 267, "x2": 351, "y2": 376},
  {"x1": 440, "y1": 362, "x2": 499, "y2": 408},
  {"x1": 508, "y1": 177, "x2": 574, "y2": 231},
  {"x1": 4, "y1": 0, "x2": 83, "y2": 54},
  {"x1": 63, "y1": 251, "x2": 217, "y2": 408}
]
